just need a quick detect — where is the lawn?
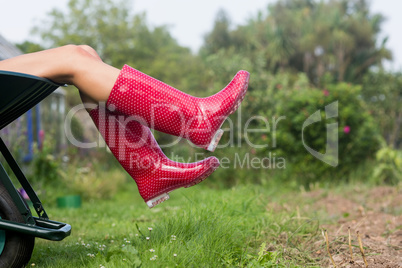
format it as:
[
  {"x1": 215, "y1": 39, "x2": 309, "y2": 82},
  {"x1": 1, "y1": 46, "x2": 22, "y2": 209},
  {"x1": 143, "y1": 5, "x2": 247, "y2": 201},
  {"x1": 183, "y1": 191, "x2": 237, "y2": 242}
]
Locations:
[{"x1": 28, "y1": 181, "x2": 401, "y2": 267}]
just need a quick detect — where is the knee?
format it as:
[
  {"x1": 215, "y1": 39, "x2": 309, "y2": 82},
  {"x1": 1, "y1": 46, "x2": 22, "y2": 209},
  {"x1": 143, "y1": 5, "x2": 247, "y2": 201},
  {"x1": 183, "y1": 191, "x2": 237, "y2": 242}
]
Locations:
[
  {"x1": 61, "y1": 44, "x2": 101, "y2": 61},
  {"x1": 77, "y1": 45, "x2": 102, "y2": 60},
  {"x1": 51, "y1": 45, "x2": 102, "y2": 81}
]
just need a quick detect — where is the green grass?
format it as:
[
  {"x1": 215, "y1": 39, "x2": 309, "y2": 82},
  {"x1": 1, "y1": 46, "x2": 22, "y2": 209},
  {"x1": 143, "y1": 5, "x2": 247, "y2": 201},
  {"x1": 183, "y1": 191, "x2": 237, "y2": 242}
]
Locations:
[{"x1": 28, "y1": 183, "x2": 324, "y2": 267}]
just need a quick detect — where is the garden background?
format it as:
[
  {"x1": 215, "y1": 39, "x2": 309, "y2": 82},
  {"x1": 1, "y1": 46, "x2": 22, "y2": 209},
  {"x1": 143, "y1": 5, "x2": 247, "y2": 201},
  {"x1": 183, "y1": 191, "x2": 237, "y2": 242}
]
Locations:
[{"x1": 1, "y1": 0, "x2": 401, "y2": 267}]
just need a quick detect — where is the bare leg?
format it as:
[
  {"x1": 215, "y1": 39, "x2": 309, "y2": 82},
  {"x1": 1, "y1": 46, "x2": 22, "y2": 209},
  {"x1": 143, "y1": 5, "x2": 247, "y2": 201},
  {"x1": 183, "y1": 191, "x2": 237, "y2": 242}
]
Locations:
[
  {"x1": 75, "y1": 45, "x2": 106, "y2": 106},
  {"x1": 0, "y1": 45, "x2": 120, "y2": 103}
]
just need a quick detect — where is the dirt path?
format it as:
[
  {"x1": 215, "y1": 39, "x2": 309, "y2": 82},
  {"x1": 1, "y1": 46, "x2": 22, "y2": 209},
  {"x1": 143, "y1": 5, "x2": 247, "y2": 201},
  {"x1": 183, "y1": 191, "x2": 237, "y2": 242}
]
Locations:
[{"x1": 304, "y1": 186, "x2": 401, "y2": 267}]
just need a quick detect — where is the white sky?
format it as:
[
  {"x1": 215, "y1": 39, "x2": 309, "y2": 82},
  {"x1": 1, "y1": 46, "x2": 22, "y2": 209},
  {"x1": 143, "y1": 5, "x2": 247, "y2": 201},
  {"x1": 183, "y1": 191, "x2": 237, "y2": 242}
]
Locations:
[{"x1": 0, "y1": 0, "x2": 401, "y2": 70}]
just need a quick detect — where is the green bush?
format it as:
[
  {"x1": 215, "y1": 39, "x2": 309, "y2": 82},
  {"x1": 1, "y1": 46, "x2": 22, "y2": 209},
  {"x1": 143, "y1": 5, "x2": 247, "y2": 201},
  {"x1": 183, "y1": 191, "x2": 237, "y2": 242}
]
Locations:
[
  {"x1": 32, "y1": 140, "x2": 63, "y2": 186},
  {"x1": 371, "y1": 146, "x2": 402, "y2": 185},
  {"x1": 361, "y1": 71, "x2": 402, "y2": 149},
  {"x1": 253, "y1": 75, "x2": 381, "y2": 185},
  {"x1": 61, "y1": 154, "x2": 127, "y2": 201}
]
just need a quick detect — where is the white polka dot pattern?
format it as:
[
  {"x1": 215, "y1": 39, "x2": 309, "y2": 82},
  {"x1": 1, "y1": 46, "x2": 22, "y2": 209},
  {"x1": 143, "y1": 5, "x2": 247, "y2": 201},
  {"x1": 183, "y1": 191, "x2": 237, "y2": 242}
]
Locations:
[
  {"x1": 89, "y1": 107, "x2": 220, "y2": 208},
  {"x1": 106, "y1": 65, "x2": 250, "y2": 151}
]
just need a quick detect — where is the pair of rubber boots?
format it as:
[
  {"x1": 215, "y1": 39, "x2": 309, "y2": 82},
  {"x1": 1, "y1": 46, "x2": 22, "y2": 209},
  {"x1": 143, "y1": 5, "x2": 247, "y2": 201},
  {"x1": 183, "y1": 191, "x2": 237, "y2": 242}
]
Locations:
[{"x1": 89, "y1": 65, "x2": 249, "y2": 208}]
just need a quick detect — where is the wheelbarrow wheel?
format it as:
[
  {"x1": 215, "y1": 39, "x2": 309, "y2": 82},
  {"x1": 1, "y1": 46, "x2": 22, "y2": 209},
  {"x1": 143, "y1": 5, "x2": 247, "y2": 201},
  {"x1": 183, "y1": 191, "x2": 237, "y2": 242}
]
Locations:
[{"x1": 0, "y1": 183, "x2": 35, "y2": 268}]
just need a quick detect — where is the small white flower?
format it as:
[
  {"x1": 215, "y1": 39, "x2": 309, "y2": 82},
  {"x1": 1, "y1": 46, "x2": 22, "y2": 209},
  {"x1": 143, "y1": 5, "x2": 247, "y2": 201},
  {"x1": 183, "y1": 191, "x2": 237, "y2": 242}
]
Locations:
[
  {"x1": 148, "y1": 227, "x2": 153, "y2": 231},
  {"x1": 173, "y1": 253, "x2": 177, "y2": 257},
  {"x1": 149, "y1": 249, "x2": 155, "y2": 252},
  {"x1": 135, "y1": 234, "x2": 139, "y2": 237},
  {"x1": 146, "y1": 237, "x2": 150, "y2": 240},
  {"x1": 31, "y1": 264, "x2": 35, "y2": 267}
]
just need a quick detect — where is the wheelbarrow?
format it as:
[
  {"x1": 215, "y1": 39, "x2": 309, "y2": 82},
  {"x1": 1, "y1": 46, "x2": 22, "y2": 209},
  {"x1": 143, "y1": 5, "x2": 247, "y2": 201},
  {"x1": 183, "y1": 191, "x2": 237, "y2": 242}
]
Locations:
[{"x1": 0, "y1": 71, "x2": 71, "y2": 267}]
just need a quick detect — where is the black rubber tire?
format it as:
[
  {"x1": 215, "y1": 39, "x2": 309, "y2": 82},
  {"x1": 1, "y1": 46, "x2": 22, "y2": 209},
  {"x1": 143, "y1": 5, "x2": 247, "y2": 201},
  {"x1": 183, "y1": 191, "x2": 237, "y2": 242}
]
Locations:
[{"x1": 0, "y1": 182, "x2": 35, "y2": 268}]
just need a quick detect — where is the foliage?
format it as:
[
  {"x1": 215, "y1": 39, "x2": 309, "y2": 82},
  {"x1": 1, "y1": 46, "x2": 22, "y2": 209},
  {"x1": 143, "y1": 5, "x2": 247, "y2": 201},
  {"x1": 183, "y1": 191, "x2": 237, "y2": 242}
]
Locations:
[
  {"x1": 201, "y1": 0, "x2": 391, "y2": 85},
  {"x1": 69, "y1": 114, "x2": 85, "y2": 144},
  {"x1": 63, "y1": 159, "x2": 127, "y2": 201},
  {"x1": 250, "y1": 74, "x2": 380, "y2": 184},
  {"x1": 15, "y1": 41, "x2": 45, "y2": 53},
  {"x1": 24, "y1": 0, "x2": 398, "y2": 187},
  {"x1": 32, "y1": 0, "x2": 209, "y2": 94},
  {"x1": 32, "y1": 140, "x2": 63, "y2": 187},
  {"x1": 21, "y1": 138, "x2": 127, "y2": 203},
  {"x1": 9, "y1": 2, "x2": 399, "y2": 266},
  {"x1": 371, "y1": 146, "x2": 402, "y2": 184},
  {"x1": 361, "y1": 71, "x2": 402, "y2": 149}
]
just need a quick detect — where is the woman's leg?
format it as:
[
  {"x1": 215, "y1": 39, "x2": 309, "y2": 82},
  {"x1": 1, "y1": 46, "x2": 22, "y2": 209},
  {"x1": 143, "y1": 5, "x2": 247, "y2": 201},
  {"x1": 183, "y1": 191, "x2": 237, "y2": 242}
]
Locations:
[
  {"x1": 0, "y1": 45, "x2": 119, "y2": 102},
  {"x1": 76, "y1": 45, "x2": 107, "y2": 106},
  {"x1": 0, "y1": 45, "x2": 250, "y2": 151}
]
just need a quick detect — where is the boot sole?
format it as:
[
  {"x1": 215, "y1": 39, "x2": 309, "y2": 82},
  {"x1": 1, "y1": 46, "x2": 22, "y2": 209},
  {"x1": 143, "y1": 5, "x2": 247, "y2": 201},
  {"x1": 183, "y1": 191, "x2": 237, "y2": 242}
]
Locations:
[{"x1": 145, "y1": 162, "x2": 219, "y2": 208}]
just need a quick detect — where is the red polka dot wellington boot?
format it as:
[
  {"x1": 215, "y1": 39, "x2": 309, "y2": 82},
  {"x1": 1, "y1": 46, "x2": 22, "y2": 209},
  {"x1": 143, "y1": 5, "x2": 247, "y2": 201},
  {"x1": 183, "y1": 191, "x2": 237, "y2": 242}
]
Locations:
[
  {"x1": 89, "y1": 107, "x2": 220, "y2": 208},
  {"x1": 106, "y1": 65, "x2": 250, "y2": 151}
]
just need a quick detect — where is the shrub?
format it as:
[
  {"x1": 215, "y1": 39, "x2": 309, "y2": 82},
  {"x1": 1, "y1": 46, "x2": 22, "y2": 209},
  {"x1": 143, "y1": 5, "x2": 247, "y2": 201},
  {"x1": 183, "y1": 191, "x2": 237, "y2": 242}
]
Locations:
[
  {"x1": 253, "y1": 76, "x2": 381, "y2": 185},
  {"x1": 32, "y1": 140, "x2": 63, "y2": 186},
  {"x1": 371, "y1": 146, "x2": 402, "y2": 185},
  {"x1": 361, "y1": 71, "x2": 402, "y2": 149}
]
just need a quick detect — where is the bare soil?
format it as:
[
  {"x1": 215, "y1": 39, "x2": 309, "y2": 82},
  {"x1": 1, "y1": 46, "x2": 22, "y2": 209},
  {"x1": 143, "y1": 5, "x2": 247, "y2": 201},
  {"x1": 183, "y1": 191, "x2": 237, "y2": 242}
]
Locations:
[{"x1": 303, "y1": 186, "x2": 402, "y2": 267}]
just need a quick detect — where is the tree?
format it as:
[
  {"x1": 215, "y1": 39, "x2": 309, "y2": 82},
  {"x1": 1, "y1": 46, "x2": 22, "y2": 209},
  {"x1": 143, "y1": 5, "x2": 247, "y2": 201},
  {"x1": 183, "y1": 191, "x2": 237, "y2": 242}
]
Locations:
[
  {"x1": 362, "y1": 71, "x2": 402, "y2": 149},
  {"x1": 201, "y1": 0, "x2": 392, "y2": 85},
  {"x1": 202, "y1": 10, "x2": 233, "y2": 55},
  {"x1": 31, "y1": 0, "x2": 213, "y2": 150},
  {"x1": 15, "y1": 41, "x2": 44, "y2": 53},
  {"x1": 32, "y1": 0, "x2": 208, "y2": 93}
]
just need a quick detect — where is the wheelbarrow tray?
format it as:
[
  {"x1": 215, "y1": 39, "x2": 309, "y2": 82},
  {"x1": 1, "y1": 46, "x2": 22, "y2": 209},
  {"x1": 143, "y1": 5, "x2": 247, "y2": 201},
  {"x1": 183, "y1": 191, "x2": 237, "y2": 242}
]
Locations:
[
  {"x1": 0, "y1": 70, "x2": 71, "y2": 241},
  {"x1": 0, "y1": 71, "x2": 62, "y2": 130}
]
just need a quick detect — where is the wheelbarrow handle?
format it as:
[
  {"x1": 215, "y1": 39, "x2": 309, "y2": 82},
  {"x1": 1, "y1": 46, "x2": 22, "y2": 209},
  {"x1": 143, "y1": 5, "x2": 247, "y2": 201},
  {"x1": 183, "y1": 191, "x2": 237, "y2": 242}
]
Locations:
[{"x1": 0, "y1": 217, "x2": 71, "y2": 241}]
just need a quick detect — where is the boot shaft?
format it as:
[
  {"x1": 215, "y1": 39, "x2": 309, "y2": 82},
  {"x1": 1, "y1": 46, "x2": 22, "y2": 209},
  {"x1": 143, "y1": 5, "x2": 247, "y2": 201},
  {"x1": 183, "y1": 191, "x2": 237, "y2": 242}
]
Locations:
[
  {"x1": 106, "y1": 65, "x2": 250, "y2": 151},
  {"x1": 89, "y1": 107, "x2": 220, "y2": 207}
]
